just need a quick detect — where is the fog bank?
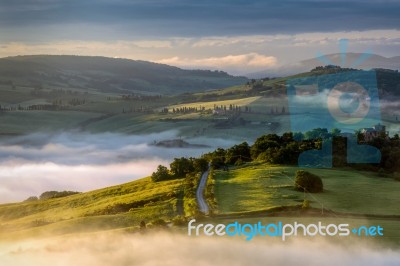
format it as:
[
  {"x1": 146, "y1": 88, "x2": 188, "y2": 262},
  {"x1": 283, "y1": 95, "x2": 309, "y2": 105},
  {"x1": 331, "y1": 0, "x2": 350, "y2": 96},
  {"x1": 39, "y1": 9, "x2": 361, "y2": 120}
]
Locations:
[
  {"x1": 0, "y1": 131, "x2": 237, "y2": 203},
  {"x1": 0, "y1": 232, "x2": 399, "y2": 266}
]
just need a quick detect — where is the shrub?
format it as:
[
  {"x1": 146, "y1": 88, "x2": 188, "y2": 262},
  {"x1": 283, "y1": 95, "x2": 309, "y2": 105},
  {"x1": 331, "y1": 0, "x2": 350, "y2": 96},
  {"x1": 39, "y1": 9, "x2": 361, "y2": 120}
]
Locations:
[
  {"x1": 24, "y1": 196, "x2": 39, "y2": 202},
  {"x1": 294, "y1": 170, "x2": 323, "y2": 193},
  {"x1": 170, "y1": 157, "x2": 194, "y2": 177},
  {"x1": 302, "y1": 199, "x2": 310, "y2": 209},
  {"x1": 39, "y1": 191, "x2": 80, "y2": 200},
  {"x1": 172, "y1": 216, "x2": 187, "y2": 226},
  {"x1": 140, "y1": 220, "x2": 146, "y2": 229},
  {"x1": 151, "y1": 218, "x2": 167, "y2": 227},
  {"x1": 234, "y1": 157, "x2": 244, "y2": 166},
  {"x1": 151, "y1": 165, "x2": 171, "y2": 182}
]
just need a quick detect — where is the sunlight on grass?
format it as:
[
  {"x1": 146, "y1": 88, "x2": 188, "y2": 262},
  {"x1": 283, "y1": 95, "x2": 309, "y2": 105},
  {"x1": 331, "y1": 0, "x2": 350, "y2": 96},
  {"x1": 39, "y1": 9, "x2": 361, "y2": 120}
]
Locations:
[
  {"x1": 0, "y1": 177, "x2": 184, "y2": 236},
  {"x1": 214, "y1": 163, "x2": 400, "y2": 215},
  {"x1": 214, "y1": 164, "x2": 301, "y2": 213},
  {"x1": 168, "y1": 96, "x2": 261, "y2": 110}
]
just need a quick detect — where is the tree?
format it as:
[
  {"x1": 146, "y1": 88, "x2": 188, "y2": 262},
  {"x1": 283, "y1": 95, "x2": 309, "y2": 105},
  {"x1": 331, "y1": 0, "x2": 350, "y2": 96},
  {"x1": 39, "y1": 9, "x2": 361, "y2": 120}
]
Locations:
[
  {"x1": 330, "y1": 128, "x2": 341, "y2": 137},
  {"x1": 294, "y1": 170, "x2": 323, "y2": 193},
  {"x1": 207, "y1": 148, "x2": 226, "y2": 168},
  {"x1": 225, "y1": 142, "x2": 251, "y2": 165},
  {"x1": 304, "y1": 128, "x2": 329, "y2": 140},
  {"x1": 170, "y1": 157, "x2": 194, "y2": 177},
  {"x1": 256, "y1": 147, "x2": 280, "y2": 163},
  {"x1": 151, "y1": 165, "x2": 171, "y2": 182},
  {"x1": 193, "y1": 158, "x2": 209, "y2": 172},
  {"x1": 276, "y1": 142, "x2": 300, "y2": 164},
  {"x1": 251, "y1": 134, "x2": 280, "y2": 159},
  {"x1": 281, "y1": 132, "x2": 293, "y2": 144},
  {"x1": 39, "y1": 191, "x2": 59, "y2": 200},
  {"x1": 293, "y1": 132, "x2": 304, "y2": 141}
]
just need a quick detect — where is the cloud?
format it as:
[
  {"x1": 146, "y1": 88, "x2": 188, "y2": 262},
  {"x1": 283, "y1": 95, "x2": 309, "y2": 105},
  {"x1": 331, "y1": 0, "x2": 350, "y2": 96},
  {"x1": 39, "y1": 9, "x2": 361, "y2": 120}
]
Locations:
[
  {"x1": 132, "y1": 40, "x2": 172, "y2": 49},
  {"x1": 188, "y1": 30, "x2": 400, "y2": 49},
  {"x1": 0, "y1": 41, "x2": 169, "y2": 59},
  {"x1": 191, "y1": 35, "x2": 275, "y2": 48},
  {"x1": 1, "y1": 0, "x2": 400, "y2": 39},
  {"x1": 1, "y1": 29, "x2": 399, "y2": 75},
  {"x1": 157, "y1": 53, "x2": 277, "y2": 74},
  {"x1": 0, "y1": 132, "x2": 237, "y2": 203},
  {"x1": 0, "y1": 161, "x2": 163, "y2": 203},
  {"x1": 198, "y1": 53, "x2": 277, "y2": 68}
]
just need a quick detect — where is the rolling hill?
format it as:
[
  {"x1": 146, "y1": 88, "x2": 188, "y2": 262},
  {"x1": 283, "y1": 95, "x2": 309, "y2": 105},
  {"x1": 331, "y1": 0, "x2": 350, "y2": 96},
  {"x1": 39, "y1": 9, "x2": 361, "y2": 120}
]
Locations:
[
  {"x1": 247, "y1": 53, "x2": 400, "y2": 78},
  {"x1": 205, "y1": 65, "x2": 400, "y2": 99},
  {"x1": 0, "y1": 55, "x2": 248, "y2": 95},
  {"x1": 0, "y1": 176, "x2": 186, "y2": 238}
]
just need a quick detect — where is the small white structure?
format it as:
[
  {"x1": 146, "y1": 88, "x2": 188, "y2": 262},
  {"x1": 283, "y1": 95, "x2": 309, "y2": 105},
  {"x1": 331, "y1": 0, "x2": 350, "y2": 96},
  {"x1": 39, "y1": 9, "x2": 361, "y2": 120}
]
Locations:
[{"x1": 360, "y1": 123, "x2": 388, "y2": 141}]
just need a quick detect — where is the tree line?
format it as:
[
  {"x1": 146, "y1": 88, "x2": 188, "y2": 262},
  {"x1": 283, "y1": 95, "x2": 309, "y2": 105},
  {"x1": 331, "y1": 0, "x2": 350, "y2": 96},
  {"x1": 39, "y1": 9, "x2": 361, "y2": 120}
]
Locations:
[
  {"x1": 24, "y1": 191, "x2": 80, "y2": 202},
  {"x1": 151, "y1": 157, "x2": 208, "y2": 182},
  {"x1": 152, "y1": 128, "x2": 400, "y2": 183}
]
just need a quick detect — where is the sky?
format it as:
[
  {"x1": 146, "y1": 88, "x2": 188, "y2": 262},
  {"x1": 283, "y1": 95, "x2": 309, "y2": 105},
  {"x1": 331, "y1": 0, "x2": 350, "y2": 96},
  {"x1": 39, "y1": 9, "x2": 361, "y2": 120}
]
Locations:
[{"x1": 0, "y1": 0, "x2": 399, "y2": 74}]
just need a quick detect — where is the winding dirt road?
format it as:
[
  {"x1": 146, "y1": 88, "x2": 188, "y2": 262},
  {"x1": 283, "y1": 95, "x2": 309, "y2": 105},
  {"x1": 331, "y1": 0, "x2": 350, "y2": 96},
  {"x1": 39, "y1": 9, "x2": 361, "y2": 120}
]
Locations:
[{"x1": 196, "y1": 166, "x2": 210, "y2": 214}]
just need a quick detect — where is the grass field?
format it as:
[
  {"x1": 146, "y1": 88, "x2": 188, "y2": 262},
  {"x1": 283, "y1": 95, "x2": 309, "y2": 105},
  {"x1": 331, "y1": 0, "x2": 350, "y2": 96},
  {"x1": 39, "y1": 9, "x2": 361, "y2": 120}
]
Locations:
[
  {"x1": 0, "y1": 81, "x2": 398, "y2": 139},
  {"x1": 0, "y1": 111, "x2": 102, "y2": 134},
  {"x1": 193, "y1": 84, "x2": 250, "y2": 97},
  {"x1": 246, "y1": 96, "x2": 288, "y2": 113},
  {"x1": 167, "y1": 96, "x2": 261, "y2": 110},
  {"x1": 0, "y1": 177, "x2": 185, "y2": 238},
  {"x1": 1, "y1": 160, "x2": 399, "y2": 245},
  {"x1": 214, "y1": 163, "x2": 400, "y2": 215}
]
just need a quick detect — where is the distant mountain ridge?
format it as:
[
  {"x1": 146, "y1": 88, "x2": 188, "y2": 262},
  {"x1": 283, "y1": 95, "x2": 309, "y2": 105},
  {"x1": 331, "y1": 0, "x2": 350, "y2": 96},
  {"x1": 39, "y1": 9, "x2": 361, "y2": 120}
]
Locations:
[
  {"x1": 247, "y1": 53, "x2": 400, "y2": 79},
  {"x1": 0, "y1": 55, "x2": 248, "y2": 95}
]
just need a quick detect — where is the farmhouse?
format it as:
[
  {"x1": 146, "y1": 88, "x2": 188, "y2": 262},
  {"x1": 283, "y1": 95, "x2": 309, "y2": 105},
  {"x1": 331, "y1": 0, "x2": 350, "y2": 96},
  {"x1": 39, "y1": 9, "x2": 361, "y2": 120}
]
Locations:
[{"x1": 360, "y1": 123, "x2": 389, "y2": 142}]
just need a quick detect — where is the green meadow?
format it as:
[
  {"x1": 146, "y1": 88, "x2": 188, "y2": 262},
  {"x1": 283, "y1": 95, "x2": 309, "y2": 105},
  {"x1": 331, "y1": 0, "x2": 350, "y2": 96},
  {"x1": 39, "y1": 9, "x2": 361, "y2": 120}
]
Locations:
[
  {"x1": 214, "y1": 163, "x2": 400, "y2": 216},
  {"x1": 0, "y1": 177, "x2": 184, "y2": 239}
]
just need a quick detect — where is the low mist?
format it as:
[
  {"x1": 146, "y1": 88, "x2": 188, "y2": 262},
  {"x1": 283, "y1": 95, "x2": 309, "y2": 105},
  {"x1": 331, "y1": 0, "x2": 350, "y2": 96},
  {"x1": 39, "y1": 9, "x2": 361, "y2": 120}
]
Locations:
[
  {"x1": 0, "y1": 131, "x2": 237, "y2": 203},
  {"x1": 0, "y1": 232, "x2": 399, "y2": 266}
]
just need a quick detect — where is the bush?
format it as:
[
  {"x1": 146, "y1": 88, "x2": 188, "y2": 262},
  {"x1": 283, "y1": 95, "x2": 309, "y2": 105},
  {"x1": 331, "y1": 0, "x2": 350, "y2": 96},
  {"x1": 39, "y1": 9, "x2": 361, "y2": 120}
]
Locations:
[
  {"x1": 151, "y1": 218, "x2": 167, "y2": 227},
  {"x1": 302, "y1": 199, "x2": 310, "y2": 209},
  {"x1": 234, "y1": 157, "x2": 244, "y2": 166},
  {"x1": 225, "y1": 142, "x2": 251, "y2": 165},
  {"x1": 193, "y1": 158, "x2": 209, "y2": 172},
  {"x1": 140, "y1": 220, "x2": 146, "y2": 229},
  {"x1": 151, "y1": 165, "x2": 171, "y2": 182},
  {"x1": 294, "y1": 170, "x2": 323, "y2": 193},
  {"x1": 24, "y1": 196, "x2": 39, "y2": 202},
  {"x1": 172, "y1": 216, "x2": 187, "y2": 226},
  {"x1": 39, "y1": 191, "x2": 59, "y2": 200},
  {"x1": 39, "y1": 191, "x2": 80, "y2": 200}
]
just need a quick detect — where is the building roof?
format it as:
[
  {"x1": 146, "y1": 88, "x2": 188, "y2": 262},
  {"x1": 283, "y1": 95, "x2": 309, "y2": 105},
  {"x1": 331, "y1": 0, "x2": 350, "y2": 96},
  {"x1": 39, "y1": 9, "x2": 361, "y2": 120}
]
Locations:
[{"x1": 361, "y1": 128, "x2": 375, "y2": 133}]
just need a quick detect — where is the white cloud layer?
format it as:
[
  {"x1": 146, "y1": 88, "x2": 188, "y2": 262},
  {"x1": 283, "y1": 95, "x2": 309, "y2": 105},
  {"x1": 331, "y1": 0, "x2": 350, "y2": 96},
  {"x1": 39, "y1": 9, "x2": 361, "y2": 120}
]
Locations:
[
  {"x1": 0, "y1": 232, "x2": 399, "y2": 266},
  {"x1": 156, "y1": 53, "x2": 277, "y2": 73},
  {"x1": 0, "y1": 132, "x2": 237, "y2": 203}
]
